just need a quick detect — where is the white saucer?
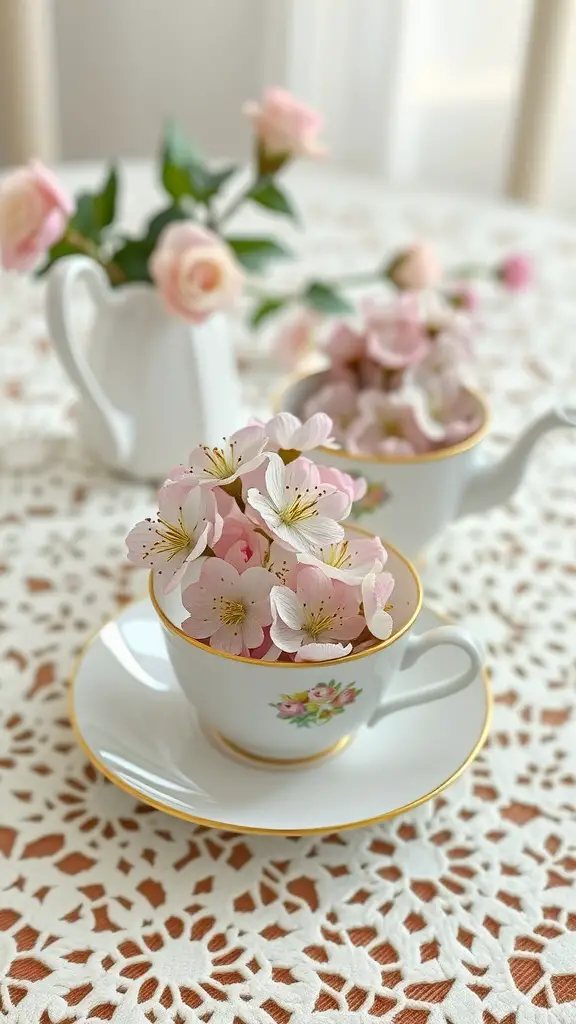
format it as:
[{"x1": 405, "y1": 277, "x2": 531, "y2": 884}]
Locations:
[{"x1": 70, "y1": 600, "x2": 491, "y2": 835}]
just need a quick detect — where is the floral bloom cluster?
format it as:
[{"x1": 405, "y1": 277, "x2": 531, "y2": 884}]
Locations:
[
  {"x1": 271, "y1": 681, "x2": 363, "y2": 727},
  {"x1": 302, "y1": 294, "x2": 484, "y2": 457},
  {"x1": 126, "y1": 413, "x2": 396, "y2": 662},
  {"x1": 0, "y1": 88, "x2": 325, "y2": 324}
]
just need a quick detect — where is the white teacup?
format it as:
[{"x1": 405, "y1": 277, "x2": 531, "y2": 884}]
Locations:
[
  {"x1": 150, "y1": 536, "x2": 483, "y2": 767},
  {"x1": 279, "y1": 371, "x2": 576, "y2": 560}
]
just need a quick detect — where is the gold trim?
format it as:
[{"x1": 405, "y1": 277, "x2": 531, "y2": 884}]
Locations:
[
  {"x1": 149, "y1": 525, "x2": 423, "y2": 669},
  {"x1": 68, "y1": 602, "x2": 492, "y2": 836},
  {"x1": 209, "y1": 728, "x2": 351, "y2": 766},
  {"x1": 275, "y1": 373, "x2": 491, "y2": 465}
]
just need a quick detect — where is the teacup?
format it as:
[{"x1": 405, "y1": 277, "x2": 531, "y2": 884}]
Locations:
[
  {"x1": 150, "y1": 535, "x2": 483, "y2": 766},
  {"x1": 279, "y1": 371, "x2": 576, "y2": 560}
]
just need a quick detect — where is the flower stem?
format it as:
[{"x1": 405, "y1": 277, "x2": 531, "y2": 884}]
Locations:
[{"x1": 66, "y1": 229, "x2": 126, "y2": 286}]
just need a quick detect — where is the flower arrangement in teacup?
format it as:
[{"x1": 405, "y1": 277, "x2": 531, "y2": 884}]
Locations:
[
  {"x1": 125, "y1": 412, "x2": 398, "y2": 663},
  {"x1": 300, "y1": 293, "x2": 483, "y2": 459}
]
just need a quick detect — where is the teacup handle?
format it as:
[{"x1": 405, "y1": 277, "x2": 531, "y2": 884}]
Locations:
[{"x1": 368, "y1": 626, "x2": 482, "y2": 727}]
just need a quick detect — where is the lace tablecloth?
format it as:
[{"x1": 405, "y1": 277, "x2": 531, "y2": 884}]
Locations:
[{"x1": 1, "y1": 163, "x2": 576, "y2": 1023}]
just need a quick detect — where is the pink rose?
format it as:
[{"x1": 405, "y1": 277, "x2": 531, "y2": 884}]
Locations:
[
  {"x1": 387, "y1": 243, "x2": 441, "y2": 291},
  {"x1": 0, "y1": 161, "x2": 73, "y2": 271},
  {"x1": 332, "y1": 688, "x2": 357, "y2": 708},
  {"x1": 243, "y1": 87, "x2": 326, "y2": 167},
  {"x1": 276, "y1": 700, "x2": 306, "y2": 717},
  {"x1": 308, "y1": 684, "x2": 337, "y2": 703},
  {"x1": 150, "y1": 222, "x2": 244, "y2": 323},
  {"x1": 498, "y1": 253, "x2": 533, "y2": 292}
]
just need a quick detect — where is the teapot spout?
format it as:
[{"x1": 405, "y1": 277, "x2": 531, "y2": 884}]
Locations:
[{"x1": 457, "y1": 403, "x2": 576, "y2": 518}]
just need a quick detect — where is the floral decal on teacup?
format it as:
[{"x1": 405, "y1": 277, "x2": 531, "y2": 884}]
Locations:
[
  {"x1": 270, "y1": 680, "x2": 362, "y2": 727},
  {"x1": 347, "y1": 472, "x2": 390, "y2": 521}
]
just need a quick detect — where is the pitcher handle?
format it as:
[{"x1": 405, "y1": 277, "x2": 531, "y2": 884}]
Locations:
[
  {"x1": 368, "y1": 626, "x2": 482, "y2": 727},
  {"x1": 45, "y1": 256, "x2": 129, "y2": 466}
]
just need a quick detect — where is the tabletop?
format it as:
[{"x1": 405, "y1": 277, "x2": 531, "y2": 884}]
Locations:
[{"x1": 1, "y1": 161, "x2": 576, "y2": 1024}]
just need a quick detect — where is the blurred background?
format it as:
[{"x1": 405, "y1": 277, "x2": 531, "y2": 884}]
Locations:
[{"x1": 0, "y1": 0, "x2": 575, "y2": 209}]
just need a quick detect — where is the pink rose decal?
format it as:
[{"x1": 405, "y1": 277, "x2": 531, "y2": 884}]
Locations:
[
  {"x1": 0, "y1": 161, "x2": 73, "y2": 271},
  {"x1": 308, "y1": 685, "x2": 337, "y2": 703},
  {"x1": 271, "y1": 681, "x2": 362, "y2": 726}
]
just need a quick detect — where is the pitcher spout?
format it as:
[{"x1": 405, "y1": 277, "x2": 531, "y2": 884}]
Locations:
[{"x1": 457, "y1": 402, "x2": 576, "y2": 518}]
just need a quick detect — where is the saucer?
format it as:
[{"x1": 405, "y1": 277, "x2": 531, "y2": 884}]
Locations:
[{"x1": 70, "y1": 600, "x2": 491, "y2": 835}]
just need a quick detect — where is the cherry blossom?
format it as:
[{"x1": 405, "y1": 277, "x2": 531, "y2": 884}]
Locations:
[
  {"x1": 126, "y1": 481, "x2": 221, "y2": 593},
  {"x1": 182, "y1": 558, "x2": 275, "y2": 655},
  {"x1": 264, "y1": 411, "x2": 333, "y2": 453},
  {"x1": 296, "y1": 533, "x2": 386, "y2": 585},
  {"x1": 365, "y1": 295, "x2": 431, "y2": 370},
  {"x1": 187, "y1": 425, "x2": 268, "y2": 487},
  {"x1": 270, "y1": 566, "x2": 364, "y2": 658},
  {"x1": 247, "y1": 453, "x2": 347, "y2": 554}
]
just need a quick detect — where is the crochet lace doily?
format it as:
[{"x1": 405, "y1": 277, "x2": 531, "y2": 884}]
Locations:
[{"x1": 1, "y1": 167, "x2": 575, "y2": 1023}]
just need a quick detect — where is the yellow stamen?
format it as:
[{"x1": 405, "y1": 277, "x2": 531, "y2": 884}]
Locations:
[
  {"x1": 279, "y1": 491, "x2": 319, "y2": 526},
  {"x1": 220, "y1": 598, "x2": 246, "y2": 626},
  {"x1": 324, "y1": 541, "x2": 350, "y2": 569},
  {"x1": 304, "y1": 610, "x2": 336, "y2": 639},
  {"x1": 154, "y1": 514, "x2": 191, "y2": 561}
]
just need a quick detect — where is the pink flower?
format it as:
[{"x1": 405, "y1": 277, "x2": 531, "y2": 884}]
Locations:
[
  {"x1": 303, "y1": 381, "x2": 359, "y2": 444},
  {"x1": 273, "y1": 310, "x2": 319, "y2": 369},
  {"x1": 270, "y1": 566, "x2": 364, "y2": 657},
  {"x1": 498, "y1": 253, "x2": 533, "y2": 292},
  {"x1": 212, "y1": 517, "x2": 267, "y2": 573},
  {"x1": 347, "y1": 389, "x2": 443, "y2": 457},
  {"x1": 182, "y1": 558, "x2": 275, "y2": 656},
  {"x1": 364, "y1": 296, "x2": 431, "y2": 370},
  {"x1": 332, "y1": 688, "x2": 357, "y2": 707},
  {"x1": 276, "y1": 700, "x2": 307, "y2": 717},
  {"x1": 295, "y1": 643, "x2": 352, "y2": 662},
  {"x1": 387, "y1": 243, "x2": 441, "y2": 291},
  {"x1": 297, "y1": 533, "x2": 386, "y2": 585},
  {"x1": 187, "y1": 425, "x2": 268, "y2": 487},
  {"x1": 0, "y1": 161, "x2": 72, "y2": 271},
  {"x1": 247, "y1": 454, "x2": 347, "y2": 554},
  {"x1": 362, "y1": 571, "x2": 395, "y2": 640},
  {"x1": 432, "y1": 388, "x2": 483, "y2": 448},
  {"x1": 324, "y1": 322, "x2": 366, "y2": 364},
  {"x1": 150, "y1": 222, "x2": 244, "y2": 323},
  {"x1": 243, "y1": 87, "x2": 326, "y2": 164},
  {"x1": 126, "y1": 480, "x2": 222, "y2": 593},
  {"x1": 249, "y1": 625, "x2": 281, "y2": 661},
  {"x1": 264, "y1": 411, "x2": 333, "y2": 453},
  {"x1": 317, "y1": 465, "x2": 368, "y2": 503},
  {"x1": 308, "y1": 684, "x2": 337, "y2": 703}
]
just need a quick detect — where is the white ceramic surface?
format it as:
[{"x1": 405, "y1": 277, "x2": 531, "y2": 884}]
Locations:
[
  {"x1": 45, "y1": 256, "x2": 243, "y2": 482},
  {"x1": 151, "y1": 541, "x2": 482, "y2": 763},
  {"x1": 71, "y1": 599, "x2": 491, "y2": 834},
  {"x1": 280, "y1": 371, "x2": 576, "y2": 559}
]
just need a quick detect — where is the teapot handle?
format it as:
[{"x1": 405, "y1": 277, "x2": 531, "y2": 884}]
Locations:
[{"x1": 45, "y1": 256, "x2": 130, "y2": 467}]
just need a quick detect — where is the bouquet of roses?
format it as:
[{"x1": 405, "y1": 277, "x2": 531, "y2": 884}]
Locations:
[
  {"x1": 302, "y1": 293, "x2": 483, "y2": 457},
  {"x1": 126, "y1": 413, "x2": 394, "y2": 661}
]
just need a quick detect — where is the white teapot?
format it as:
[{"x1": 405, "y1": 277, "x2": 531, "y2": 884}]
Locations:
[
  {"x1": 280, "y1": 371, "x2": 576, "y2": 559},
  {"x1": 46, "y1": 256, "x2": 244, "y2": 482}
]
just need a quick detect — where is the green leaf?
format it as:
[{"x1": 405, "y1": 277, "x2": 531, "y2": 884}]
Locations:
[
  {"x1": 110, "y1": 239, "x2": 153, "y2": 284},
  {"x1": 71, "y1": 193, "x2": 99, "y2": 241},
  {"x1": 249, "y1": 296, "x2": 287, "y2": 328},
  {"x1": 161, "y1": 120, "x2": 238, "y2": 204},
  {"x1": 145, "y1": 205, "x2": 188, "y2": 244},
  {"x1": 303, "y1": 281, "x2": 354, "y2": 316},
  {"x1": 226, "y1": 236, "x2": 293, "y2": 272},
  {"x1": 35, "y1": 239, "x2": 85, "y2": 277},
  {"x1": 93, "y1": 164, "x2": 118, "y2": 229},
  {"x1": 162, "y1": 161, "x2": 195, "y2": 203},
  {"x1": 248, "y1": 176, "x2": 298, "y2": 222}
]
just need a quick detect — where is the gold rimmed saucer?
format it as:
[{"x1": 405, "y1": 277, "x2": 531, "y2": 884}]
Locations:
[{"x1": 69, "y1": 600, "x2": 491, "y2": 836}]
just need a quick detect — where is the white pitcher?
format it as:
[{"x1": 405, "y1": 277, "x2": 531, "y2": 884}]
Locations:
[{"x1": 46, "y1": 256, "x2": 244, "y2": 482}]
